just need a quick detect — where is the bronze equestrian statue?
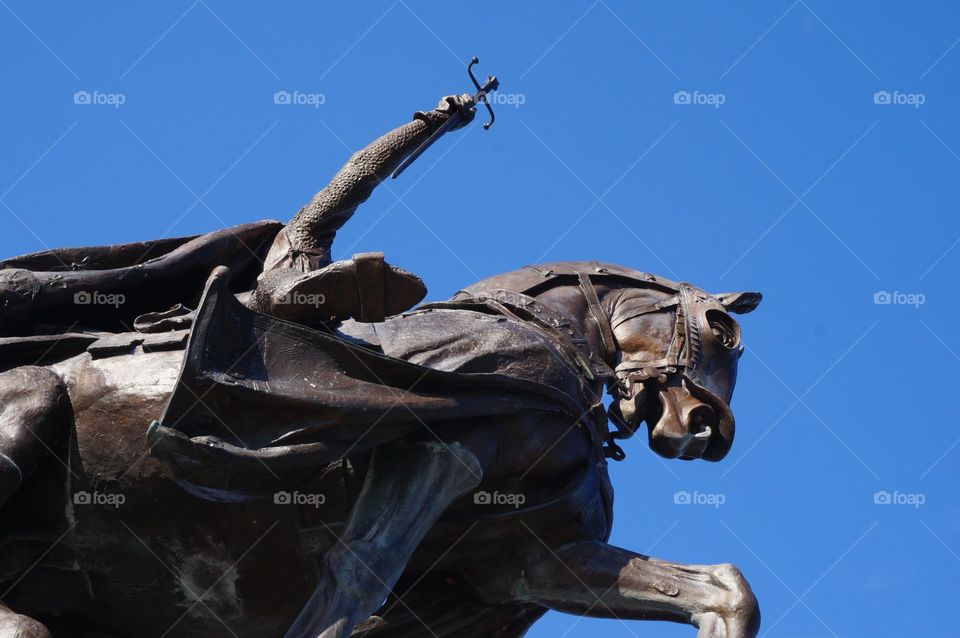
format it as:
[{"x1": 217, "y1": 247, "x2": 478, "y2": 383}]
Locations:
[{"x1": 0, "y1": 68, "x2": 763, "y2": 638}]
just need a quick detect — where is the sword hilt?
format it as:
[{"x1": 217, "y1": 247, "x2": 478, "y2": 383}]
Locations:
[
  {"x1": 392, "y1": 56, "x2": 499, "y2": 179},
  {"x1": 468, "y1": 56, "x2": 499, "y2": 129}
]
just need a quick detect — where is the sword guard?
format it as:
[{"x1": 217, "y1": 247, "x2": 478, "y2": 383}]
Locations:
[{"x1": 468, "y1": 56, "x2": 499, "y2": 129}]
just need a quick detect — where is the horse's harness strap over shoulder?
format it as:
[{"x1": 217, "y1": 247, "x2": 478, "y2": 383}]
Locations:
[{"x1": 577, "y1": 271, "x2": 617, "y2": 369}]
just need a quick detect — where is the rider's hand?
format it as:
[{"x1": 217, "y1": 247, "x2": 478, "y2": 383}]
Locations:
[{"x1": 415, "y1": 94, "x2": 476, "y2": 131}]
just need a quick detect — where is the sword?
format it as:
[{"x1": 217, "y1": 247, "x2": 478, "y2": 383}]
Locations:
[{"x1": 392, "y1": 57, "x2": 499, "y2": 179}]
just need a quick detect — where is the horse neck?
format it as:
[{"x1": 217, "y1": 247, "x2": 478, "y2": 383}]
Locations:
[{"x1": 531, "y1": 282, "x2": 623, "y2": 366}]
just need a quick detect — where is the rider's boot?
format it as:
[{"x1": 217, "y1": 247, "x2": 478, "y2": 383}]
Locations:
[
  {"x1": 0, "y1": 366, "x2": 69, "y2": 509},
  {"x1": 249, "y1": 252, "x2": 426, "y2": 324}
]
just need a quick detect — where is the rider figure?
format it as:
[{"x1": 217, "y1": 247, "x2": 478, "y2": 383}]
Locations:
[
  {"x1": 0, "y1": 93, "x2": 476, "y2": 507},
  {"x1": 249, "y1": 93, "x2": 475, "y2": 323},
  {"x1": 0, "y1": 93, "x2": 476, "y2": 335}
]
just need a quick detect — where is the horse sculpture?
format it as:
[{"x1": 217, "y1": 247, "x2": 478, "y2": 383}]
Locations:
[{"x1": 0, "y1": 82, "x2": 763, "y2": 638}]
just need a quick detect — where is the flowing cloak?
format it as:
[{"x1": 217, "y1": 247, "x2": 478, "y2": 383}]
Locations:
[
  {"x1": 149, "y1": 267, "x2": 604, "y2": 500},
  {"x1": 0, "y1": 221, "x2": 283, "y2": 337}
]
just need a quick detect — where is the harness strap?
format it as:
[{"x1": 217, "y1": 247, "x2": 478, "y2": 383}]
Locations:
[{"x1": 577, "y1": 272, "x2": 617, "y2": 368}]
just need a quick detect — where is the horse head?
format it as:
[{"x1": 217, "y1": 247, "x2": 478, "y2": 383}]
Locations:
[
  {"x1": 460, "y1": 262, "x2": 761, "y2": 463},
  {"x1": 608, "y1": 282, "x2": 761, "y2": 461}
]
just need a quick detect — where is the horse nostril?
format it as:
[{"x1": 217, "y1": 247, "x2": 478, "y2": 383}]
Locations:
[{"x1": 687, "y1": 404, "x2": 716, "y2": 435}]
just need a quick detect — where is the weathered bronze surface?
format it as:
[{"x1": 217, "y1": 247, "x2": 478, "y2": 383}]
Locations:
[{"x1": 0, "y1": 69, "x2": 762, "y2": 638}]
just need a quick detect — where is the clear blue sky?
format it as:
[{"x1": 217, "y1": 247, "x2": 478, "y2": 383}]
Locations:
[{"x1": 2, "y1": 2, "x2": 959, "y2": 636}]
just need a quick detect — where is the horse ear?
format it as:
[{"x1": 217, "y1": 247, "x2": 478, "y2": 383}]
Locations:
[{"x1": 714, "y1": 291, "x2": 762, "y2": 314}]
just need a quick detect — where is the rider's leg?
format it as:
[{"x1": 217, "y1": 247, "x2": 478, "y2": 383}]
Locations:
[
  {"x1": 469, "y1": 539, "x2": 760, "y2": 638},
  {"x1": 283, "y1": 438, "x2": 483, "y2": 638},
  {"x1": 254, "y1": 93, "x2": 468, "y2": 325},
  {"x1": 0, "y1": 603, "x2": 51, "y2": 638},
  {"x1": 250, "y1": 252, "x2": 426, "y2": 324},
  {"x1": 0, "y1": 366, "x2": 69, "y2": 508}
]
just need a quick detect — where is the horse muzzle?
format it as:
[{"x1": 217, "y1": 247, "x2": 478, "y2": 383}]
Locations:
[{"x1": 646, "y1": 379, "x2": 734, "y2": 461}]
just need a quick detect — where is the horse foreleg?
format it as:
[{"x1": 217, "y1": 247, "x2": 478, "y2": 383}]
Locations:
[
  {"x1": 0, "y1": 603, "x2": 51, "y2": 638},
  {"x1": 0, "y1": 366, "x2": 69, "y2": 508},
  {"x1": 473, "y1": 539, "x2": 759, "y2": 638},
  {"x1": 284, "y1": 439, "x2": 482, "y2": 638}
]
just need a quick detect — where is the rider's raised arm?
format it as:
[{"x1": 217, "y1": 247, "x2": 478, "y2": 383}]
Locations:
[{"x1": 263, "y1": 95, "x2": 474, "y2": 273}]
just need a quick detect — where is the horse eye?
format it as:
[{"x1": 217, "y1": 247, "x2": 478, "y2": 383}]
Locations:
[{"x1": 705, "y1": 309, "x2": 740, "y2": 349}]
